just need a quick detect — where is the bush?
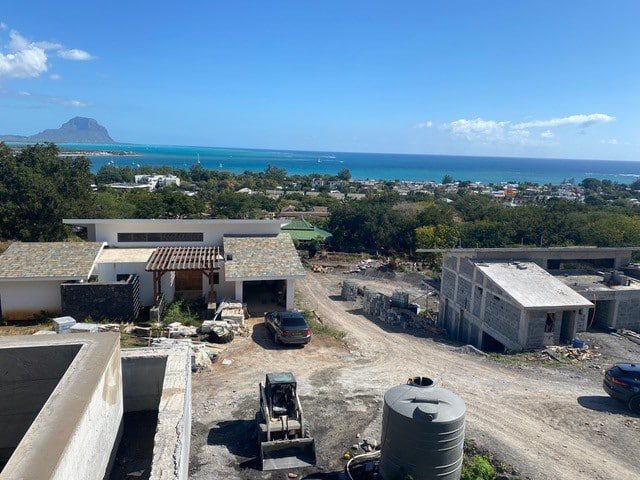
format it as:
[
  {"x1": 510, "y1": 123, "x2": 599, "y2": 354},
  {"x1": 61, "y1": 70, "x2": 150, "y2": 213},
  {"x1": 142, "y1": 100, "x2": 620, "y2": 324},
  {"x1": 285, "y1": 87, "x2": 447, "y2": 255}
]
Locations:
[
  {"x1": 461, "y1": 455, "x2": 496, "y2": 480},
  {"x1": 162, "y1": 300, "x2": 200, "y2": 326}
]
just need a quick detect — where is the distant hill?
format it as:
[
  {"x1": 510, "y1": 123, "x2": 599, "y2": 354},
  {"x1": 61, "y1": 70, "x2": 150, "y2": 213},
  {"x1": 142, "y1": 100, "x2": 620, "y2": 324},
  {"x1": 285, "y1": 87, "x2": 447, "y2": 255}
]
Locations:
[{"x1": 0, "y1": 117, "x2": 115, "y2": 144}]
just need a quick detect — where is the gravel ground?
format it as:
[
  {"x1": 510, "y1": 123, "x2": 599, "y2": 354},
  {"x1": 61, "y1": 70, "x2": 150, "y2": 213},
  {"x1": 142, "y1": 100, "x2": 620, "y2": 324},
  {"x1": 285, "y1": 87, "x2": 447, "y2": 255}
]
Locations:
[{"x1": 189, "y1": 272, "x2": 640, "y2": 480}]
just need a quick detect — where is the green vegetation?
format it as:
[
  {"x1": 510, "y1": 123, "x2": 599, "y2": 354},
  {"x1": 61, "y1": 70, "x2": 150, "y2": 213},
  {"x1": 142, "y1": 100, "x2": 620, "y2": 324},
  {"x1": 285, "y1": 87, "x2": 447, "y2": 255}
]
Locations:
[
  {"x1": 4, "y1": 143, "x2": 640, "y2": 261},
  {"x1": 461, "y1": 455, "x2": 496, "y2": 480},
  {"x1": 301, "y1": 309, "x2": 346, "y2": 341},
  {"x1": 162, "y1": 300, "x2": 201, "y2": 326}
]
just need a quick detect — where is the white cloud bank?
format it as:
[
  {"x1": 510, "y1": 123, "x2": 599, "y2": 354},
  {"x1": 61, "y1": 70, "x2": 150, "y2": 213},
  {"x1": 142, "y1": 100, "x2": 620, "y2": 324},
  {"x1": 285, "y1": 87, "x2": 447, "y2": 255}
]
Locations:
[
  {"x1": 0, "y1": 27, "x2": 94, "y2": 79},
  {"x1": 440, "y1": 113, "x2": 615, "y2": 145}
]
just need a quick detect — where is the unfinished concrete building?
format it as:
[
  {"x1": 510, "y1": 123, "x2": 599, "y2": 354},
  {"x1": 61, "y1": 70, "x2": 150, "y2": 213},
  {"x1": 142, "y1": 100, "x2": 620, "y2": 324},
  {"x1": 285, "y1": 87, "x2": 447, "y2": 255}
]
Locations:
[
  {"x1": 0, "y1": 333, "x2": 191, "y2": 480},
  {"x1": 435, "y1": 247, "x2": 640, "y2": 351}
]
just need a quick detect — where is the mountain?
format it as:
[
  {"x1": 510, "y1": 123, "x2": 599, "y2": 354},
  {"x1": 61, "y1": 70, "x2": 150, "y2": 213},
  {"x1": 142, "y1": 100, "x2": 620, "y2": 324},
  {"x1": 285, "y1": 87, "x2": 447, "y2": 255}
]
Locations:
[{"x1": 0, "y1": 117, "x2": 115, "y2": 144}]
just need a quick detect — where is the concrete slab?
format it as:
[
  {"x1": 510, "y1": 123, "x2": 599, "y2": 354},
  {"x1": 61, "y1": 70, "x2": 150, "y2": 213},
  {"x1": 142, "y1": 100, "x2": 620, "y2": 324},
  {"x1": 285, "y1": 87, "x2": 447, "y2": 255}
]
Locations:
[{"x1": 0, "y1": 332, "x2": 122, "y2": 480}]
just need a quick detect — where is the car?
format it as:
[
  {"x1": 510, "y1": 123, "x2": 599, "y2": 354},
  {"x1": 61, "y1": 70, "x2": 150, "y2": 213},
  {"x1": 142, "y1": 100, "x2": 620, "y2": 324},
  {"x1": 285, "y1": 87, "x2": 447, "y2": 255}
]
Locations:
[
  {"x1": 264, "y1": 310, "x2": 312, "y2": 346},
  {"x1": 603, "y1": 363, "x2": 640, "y2": 412}
]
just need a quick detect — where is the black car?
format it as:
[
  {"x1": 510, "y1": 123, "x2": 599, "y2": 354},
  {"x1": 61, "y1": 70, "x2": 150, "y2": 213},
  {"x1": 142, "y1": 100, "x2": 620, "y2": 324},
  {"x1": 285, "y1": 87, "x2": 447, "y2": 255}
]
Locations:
[
  {"x1": 603, "y1": 363, "x2": 640, "y2": 412},
  {"x1": 264, "y1": 310, "x2": 312, "y2": 346}
]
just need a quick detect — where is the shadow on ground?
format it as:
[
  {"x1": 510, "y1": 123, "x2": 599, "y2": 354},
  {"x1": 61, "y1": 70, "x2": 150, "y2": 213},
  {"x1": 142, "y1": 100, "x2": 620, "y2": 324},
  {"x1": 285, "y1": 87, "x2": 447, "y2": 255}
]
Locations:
[
  {"x1": 577, "y1": 395, "x2": 638, "y2": 416},
  {"x1": 207, "y1": 419, "x2": 261, "y2": 469}
]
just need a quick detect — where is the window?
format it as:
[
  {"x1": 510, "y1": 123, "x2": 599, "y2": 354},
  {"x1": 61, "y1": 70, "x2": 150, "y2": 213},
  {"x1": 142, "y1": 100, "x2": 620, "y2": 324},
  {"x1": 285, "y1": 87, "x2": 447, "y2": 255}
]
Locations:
[
  {"x1": 117, "y1": 232, "x2": 204, "y2": 243},
  {"x1": 477, "y1": 287, "x2": 483, "y2": 295},
  {"x1": 116, "y1": 274, "x2": 131, "y2": 282},
  {"x1": 545, "y1": 313, "x2": 556, "y2": 333},
  {"x1": 213, "y1": 272, "x2": 220, "y2": 285}
]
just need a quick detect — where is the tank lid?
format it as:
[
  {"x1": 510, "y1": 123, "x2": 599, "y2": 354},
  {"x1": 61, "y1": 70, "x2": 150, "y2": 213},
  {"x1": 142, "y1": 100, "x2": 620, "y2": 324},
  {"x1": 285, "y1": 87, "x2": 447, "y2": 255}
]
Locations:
[{"x1": 384, "y1": 378, "x2": 466, "y2": 423}]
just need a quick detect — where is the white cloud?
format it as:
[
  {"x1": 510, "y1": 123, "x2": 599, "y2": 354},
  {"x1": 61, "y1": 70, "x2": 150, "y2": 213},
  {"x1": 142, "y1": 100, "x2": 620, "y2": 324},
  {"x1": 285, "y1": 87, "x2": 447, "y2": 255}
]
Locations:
[
  {"x1": 601, "y1": 138, "x2": 618, "y2": 145},
  {"x1": 0, "y1": 23, "x2": 7, "y2": 30},
  {"x1": 0, "y1": 31, "x2": 48, "y2": 78},
  {"x1": 415, "y1": 120, "x2": 433, "y2": 129},
  {"x1": 513, "y1": 113, "x2": 615, "y2": 130},
  {"x1": 441, "y1": 112, "x2": 615, "y2": 145},
  {"x1": 57, "y1": 48, "x2": 94, "y2": 61},
  {"x1": 18, "y1": 90, "x2": 30, "y2": 96},
  {"x1": 49, "y1": 73, "x2": 61, "y2": 80},
  {"x1": 540, "y1": 130, "x2": 554, "y2": 139},
  {"x1": 66, "y1": 99, "x2": 87, "y2": 108},
  {"x1": 0, "y1": 26, "x2": 94, "y2": 79}
]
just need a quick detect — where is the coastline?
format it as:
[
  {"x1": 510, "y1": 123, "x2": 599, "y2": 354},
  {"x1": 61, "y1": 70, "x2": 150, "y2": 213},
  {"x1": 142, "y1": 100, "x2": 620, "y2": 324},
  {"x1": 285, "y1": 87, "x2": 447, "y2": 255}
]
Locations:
[{"x1": 5, "y1": 141, "x2": 640, "y2": 185}]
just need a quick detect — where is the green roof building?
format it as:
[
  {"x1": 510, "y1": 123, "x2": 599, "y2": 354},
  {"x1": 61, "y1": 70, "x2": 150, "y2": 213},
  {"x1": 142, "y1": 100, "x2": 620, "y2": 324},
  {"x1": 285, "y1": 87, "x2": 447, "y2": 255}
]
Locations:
[{"x1": 282, "y1": 219, "x2": 332, "y2": 242}]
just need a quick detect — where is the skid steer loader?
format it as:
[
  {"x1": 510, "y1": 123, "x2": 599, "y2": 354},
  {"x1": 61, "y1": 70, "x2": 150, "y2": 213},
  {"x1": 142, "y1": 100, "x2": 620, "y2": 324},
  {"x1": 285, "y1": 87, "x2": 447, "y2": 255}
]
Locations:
[{"x1": 256, "y1": 372, "x2": 317, "y2": 471}]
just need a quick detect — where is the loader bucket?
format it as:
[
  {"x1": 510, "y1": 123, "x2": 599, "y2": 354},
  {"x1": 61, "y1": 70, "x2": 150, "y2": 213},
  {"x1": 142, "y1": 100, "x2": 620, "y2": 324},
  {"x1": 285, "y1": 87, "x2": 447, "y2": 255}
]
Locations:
[{"x1": 260, "y1": 437, "x2": 317, "y2": 471}]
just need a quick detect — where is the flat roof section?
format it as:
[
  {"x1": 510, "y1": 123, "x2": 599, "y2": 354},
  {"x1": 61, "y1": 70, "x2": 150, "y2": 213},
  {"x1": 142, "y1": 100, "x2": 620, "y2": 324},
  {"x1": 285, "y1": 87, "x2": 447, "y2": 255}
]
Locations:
[
  {"x1": 0, "y1": 242, "x2": 105, "y2": 280},
  {"x1": 96, "y1": 247, "x2": 156, "y2": 264},
  {"x1": 555, "y1": 272, "x2": 640, "y2": 293},
  {"x1": 475, "y1": 261, "x2": 594, "y2": 310},
  {"x1": 63, "y1": 218, "x2": 282, "y2": 225},
  {"x1": 224, "y1": 233, "x2": 306, "y2": 281}
]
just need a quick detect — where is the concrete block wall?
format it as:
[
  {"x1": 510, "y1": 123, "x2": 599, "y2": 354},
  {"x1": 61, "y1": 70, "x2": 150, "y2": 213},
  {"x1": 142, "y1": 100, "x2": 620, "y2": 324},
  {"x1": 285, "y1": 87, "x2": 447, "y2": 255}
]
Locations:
[
  {"x1": 615, "y1": 298, "x2": 640, "y2": 330},
  {"x1": 483, "y1": 294, "x2": 521, "y2": 344},
  {"x1": 61, "y1": 275, "x2": 141, "y2": 321}
]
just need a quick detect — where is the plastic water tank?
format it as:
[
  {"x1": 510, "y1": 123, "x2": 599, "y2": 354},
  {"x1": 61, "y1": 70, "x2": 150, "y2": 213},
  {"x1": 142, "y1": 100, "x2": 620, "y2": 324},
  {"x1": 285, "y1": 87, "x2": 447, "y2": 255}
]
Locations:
[{"x1": 380, "y1": 376, "x2": 466, "y2": 480}]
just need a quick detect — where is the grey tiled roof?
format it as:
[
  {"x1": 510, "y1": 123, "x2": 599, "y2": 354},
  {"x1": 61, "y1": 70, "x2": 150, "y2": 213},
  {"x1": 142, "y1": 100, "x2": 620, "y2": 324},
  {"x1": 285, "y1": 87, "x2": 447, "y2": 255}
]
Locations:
[
  {"x1": 0, "y1": 242, "x2": 104, "y2": 279},
  {"x1": 223, "y1": 234, "x2": 306, "y2": 280}
]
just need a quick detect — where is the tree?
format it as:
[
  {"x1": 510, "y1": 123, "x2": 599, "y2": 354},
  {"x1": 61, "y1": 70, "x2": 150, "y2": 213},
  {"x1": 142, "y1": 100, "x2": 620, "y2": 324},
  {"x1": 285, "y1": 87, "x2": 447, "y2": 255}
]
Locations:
[
  {"x1": 415, "y1": 224, "x2": 460, "y2": 249},
  {"x1": 337, "y1": 168, "x2": 351, "y2": 181},
  {"x1": 441, "y1": 174, "x2": 454, "y2": 184},
  {"x1": 0, "y1": 143, "x2": 93, "y2": 241}
]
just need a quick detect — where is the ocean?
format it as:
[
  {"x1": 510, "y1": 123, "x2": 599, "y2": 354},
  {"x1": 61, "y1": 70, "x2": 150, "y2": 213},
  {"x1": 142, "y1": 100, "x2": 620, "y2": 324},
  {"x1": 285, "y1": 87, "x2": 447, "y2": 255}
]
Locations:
[{"x1": 53, "y1": 143, "x2": 640, "y2": 185}]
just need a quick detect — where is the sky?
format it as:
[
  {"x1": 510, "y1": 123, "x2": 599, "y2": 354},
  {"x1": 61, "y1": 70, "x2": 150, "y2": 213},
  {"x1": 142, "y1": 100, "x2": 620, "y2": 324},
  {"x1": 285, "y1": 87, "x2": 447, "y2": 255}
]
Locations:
[{"x1": 0, "y1": 1, "x2": 639, "y2": 160}]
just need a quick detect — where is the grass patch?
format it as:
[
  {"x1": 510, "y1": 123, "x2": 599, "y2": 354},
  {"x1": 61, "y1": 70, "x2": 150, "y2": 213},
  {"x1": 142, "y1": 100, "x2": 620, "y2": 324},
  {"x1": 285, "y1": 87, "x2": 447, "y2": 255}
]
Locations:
[{"x1": 301, "y1": 309, "x2": 346, "y2": 341}]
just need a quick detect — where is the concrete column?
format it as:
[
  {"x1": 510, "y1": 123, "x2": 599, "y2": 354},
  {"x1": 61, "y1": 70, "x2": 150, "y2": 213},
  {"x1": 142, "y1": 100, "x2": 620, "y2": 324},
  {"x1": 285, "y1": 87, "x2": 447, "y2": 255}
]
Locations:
[
  {"x1": 235, "y1": 281, "x2": 243, "y2": 304},
  {"x1": 286, "y1": 279, "x2": 295, "y2": 310},
  {"x1": 611, "y1": 299, "x2": 620, "y2": 329}
]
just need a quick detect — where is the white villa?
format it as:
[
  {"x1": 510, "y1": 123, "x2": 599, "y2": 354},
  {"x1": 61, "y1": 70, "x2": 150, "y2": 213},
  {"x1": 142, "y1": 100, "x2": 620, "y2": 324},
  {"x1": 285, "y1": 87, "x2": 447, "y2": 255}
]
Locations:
[{"x1": 0, "y1": 218, "x2": 305, "y2": 320}]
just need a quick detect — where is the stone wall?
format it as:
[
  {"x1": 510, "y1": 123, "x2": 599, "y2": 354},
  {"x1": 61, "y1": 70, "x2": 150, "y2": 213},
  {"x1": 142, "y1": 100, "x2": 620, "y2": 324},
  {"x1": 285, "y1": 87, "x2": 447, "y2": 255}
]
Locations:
[
  {"x1": 472, "y1": 285, "x2": 483, "y2": 317},
  {"x1": 525, "y1": 311, "x2": 546, "y2": 348},
  {"x1": 61, "y1": 275, "x2": 141, "y2": 321},
  {"x1": 341, "y1": 280, "x2": 359, "y2": 301}
]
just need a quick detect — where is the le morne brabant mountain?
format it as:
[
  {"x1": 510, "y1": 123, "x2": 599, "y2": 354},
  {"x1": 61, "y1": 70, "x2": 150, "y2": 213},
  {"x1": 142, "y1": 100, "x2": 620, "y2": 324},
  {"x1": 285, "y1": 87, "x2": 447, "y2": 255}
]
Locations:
[{"x1": 0, "y1": 117, "x2": 115, "y2": 144}]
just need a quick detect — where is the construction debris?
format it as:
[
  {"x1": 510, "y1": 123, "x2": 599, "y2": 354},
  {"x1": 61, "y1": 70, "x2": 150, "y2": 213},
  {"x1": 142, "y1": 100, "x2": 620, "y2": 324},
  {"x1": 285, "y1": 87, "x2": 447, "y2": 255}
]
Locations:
[
  {"x1": 542, "y1": 345, "x2": 601, "y2": 362},
  {"x1": 52, "y1": 316, "x2": 76, "y2": 333},
  {"x1": 620, "y1": 329, "x2": 640, "y2": 346}
]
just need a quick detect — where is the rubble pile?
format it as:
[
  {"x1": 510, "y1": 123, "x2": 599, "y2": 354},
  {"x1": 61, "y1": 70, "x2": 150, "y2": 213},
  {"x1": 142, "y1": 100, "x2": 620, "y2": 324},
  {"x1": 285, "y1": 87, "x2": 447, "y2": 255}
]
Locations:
[
  {"x1": 543, "y1": 344, "x2": 601, "y2": 362},
  {"x1": 360, "y1": 288, "x2": 442, "y2": 332}
]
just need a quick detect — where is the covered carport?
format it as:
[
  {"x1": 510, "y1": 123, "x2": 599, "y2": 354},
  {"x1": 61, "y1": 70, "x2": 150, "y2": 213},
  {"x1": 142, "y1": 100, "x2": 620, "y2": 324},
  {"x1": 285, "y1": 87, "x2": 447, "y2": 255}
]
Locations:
[{"x1": 223, "y1": 234, "x2": 306, "y2": 314}]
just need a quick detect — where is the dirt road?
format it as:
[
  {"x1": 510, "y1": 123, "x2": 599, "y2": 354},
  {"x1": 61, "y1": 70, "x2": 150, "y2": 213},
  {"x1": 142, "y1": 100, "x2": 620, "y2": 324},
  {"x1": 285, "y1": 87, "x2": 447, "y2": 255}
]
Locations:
[
  {"x1": 189, "y1": 272, "x2": 640, "y2": 479},
  {"x1": 298, "y1": 273, "x2": 640, "y2": 480}
]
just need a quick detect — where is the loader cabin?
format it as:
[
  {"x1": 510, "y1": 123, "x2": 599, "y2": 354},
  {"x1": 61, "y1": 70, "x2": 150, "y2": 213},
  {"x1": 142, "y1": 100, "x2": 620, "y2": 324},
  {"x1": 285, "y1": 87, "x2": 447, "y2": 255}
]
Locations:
[{"x1": 0, "y1": 219, "x2": 306, "y2": 321}]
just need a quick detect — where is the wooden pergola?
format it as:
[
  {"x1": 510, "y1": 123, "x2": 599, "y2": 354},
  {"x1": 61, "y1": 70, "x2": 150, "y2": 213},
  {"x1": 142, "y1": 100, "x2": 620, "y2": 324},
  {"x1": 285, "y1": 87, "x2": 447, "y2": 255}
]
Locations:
[{"x1": 145, "y1": 246, "x2": 222, "y2": 301}]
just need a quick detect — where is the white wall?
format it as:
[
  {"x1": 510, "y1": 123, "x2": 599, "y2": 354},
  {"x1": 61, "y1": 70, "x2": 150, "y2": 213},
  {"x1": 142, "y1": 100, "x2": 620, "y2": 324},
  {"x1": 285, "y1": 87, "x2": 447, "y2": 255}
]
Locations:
[
  {"x1": 0, "y1": 280, "x2": 62, "y2": 320},
  {"x1": 90, "y1": 221, "x2": 281, "y2": 247},
  {"x1": 286, "y1": 279, "x2": 296, "y2": 310}
]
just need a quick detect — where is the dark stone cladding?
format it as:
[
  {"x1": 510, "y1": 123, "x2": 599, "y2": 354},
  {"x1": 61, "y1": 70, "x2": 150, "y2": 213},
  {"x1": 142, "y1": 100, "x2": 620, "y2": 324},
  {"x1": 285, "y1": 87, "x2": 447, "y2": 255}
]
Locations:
[{"x1": 61, "y1": 275, "x2": 141, "y2": 321}]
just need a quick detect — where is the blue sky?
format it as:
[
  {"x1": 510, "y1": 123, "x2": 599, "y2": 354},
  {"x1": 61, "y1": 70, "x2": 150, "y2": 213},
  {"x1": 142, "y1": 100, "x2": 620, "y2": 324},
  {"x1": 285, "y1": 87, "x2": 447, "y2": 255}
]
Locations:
[{"x1": 1, "y1": 1, "x2": 639, "y2": 160}]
